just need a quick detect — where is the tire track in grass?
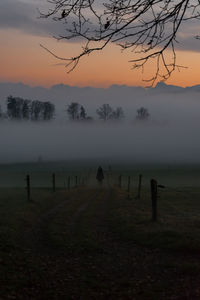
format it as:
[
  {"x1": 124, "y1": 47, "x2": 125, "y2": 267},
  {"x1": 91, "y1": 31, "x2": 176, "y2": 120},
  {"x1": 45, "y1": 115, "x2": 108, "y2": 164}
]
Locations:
[{"x1": 23, "y1": 188, "x2": 101, "y2": 255}]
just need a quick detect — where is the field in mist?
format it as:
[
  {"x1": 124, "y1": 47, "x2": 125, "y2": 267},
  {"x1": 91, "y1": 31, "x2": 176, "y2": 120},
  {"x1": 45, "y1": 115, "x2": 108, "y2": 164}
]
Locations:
[
  {"x1": 1, "y1": 81, "x2": 200, "y2": 167},
  {"x1": 0, "y1": 119, "x2": 200, "y2": 165},
  {"x1": 1, "y1": 83, "x2": 200, "y2": 299}
]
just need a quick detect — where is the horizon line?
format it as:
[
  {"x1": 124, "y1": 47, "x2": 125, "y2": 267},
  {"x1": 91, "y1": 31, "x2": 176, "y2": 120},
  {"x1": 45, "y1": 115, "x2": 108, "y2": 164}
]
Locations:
[{"x1": 1, "y1": 80, "x2": 199, "y2": 90}]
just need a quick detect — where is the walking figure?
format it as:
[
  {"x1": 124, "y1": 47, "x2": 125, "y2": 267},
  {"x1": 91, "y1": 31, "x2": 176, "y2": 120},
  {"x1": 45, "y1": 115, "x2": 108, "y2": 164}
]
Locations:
[{"x1": 96, "y1": 166, "x2": 104, "y2": 183}]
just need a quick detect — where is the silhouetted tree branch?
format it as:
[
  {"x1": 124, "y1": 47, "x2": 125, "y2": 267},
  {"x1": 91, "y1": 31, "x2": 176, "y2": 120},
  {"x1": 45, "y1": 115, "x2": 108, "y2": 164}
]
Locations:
[{"x1": 40, "y1": 0, "x2": 200, "y2": 85}]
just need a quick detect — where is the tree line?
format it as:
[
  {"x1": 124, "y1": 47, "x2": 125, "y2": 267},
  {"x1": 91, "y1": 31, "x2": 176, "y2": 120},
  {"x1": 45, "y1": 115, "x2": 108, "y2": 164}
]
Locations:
[
  {"x1": 0, "y1": 96, "x2": 55, "y2": 121},
  {"x1": 0, "y1": 96, "x2": 150, "y2": 122},
  {"x1": 66, "y1": 102, "x2": 149, "y2": 121}
]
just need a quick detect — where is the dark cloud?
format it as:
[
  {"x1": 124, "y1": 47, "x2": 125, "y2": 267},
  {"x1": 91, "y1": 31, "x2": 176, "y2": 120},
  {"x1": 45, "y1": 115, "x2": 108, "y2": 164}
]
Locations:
[
  {"x1": 1, "y1": 0, "x2": 200, "y2": 52},
  {"x1": 0, "y1": 0, "x2": 64, "y2": 37},
  {"x1": 176, "y1": 19, "x2": 200, "y2": 52},
  {"x1": 176, "y1": 35, "x2": 200, "y2": 52}
]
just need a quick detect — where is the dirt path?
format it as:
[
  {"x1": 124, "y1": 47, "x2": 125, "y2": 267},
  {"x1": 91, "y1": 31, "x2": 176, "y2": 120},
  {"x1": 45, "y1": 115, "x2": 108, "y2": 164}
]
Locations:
[
  {"x1": 23, "y1": 188, "x2": 100, "y2": 255},
  {"x1": 23, "y1": 173, "x2": 111, "y2": 255},
  {"x1": 17, "y1": 187, "x2": 170, "y2": 299},
  {"x1": 2, "y1": 183, "x2": 200, "y2": 299}
]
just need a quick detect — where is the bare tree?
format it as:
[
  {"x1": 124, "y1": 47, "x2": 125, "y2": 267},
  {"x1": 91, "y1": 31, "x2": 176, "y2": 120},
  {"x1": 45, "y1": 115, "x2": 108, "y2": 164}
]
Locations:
[
  {"x1": 79, "y1": 105, "x2": 87, "y2": 120},
  {"x1": 111, "y1": 107, "x2": 124, "y2": 120},
  {"x1": 136, "y1": 107, "x2": 150, "y2": 121},
  {"x1": 67, "y1": 102, "x2": 80, "y2": 120},
  {"x1": 31, "y1": 100, "x2": 44, "y2": 121},
  {"x1": 39, "y1": 0, "x2": 199, "y2": 85},
  {"x1": 96, "y1": 104, "x2": 113, "y2": 121},
  {"x1": 43, "y1": 102, "x2": 55, "y2": 120}
]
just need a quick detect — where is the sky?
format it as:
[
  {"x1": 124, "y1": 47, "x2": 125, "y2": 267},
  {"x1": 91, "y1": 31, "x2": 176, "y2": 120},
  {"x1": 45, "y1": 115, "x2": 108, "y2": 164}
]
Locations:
[{"x1": 1, "y1": 0, "x2": 200, "y2": 88}]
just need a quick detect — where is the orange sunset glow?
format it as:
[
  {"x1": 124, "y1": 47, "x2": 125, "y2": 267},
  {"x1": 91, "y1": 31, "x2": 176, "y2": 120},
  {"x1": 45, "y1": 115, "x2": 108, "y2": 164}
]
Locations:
[{"x1": 1, "y1": 27, "x2": 200, "y2": 88}]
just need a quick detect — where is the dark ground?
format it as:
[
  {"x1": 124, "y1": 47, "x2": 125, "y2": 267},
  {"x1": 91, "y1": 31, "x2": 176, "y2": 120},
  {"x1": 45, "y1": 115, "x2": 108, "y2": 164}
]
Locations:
[{"x1": 1, "y1": 178, "x2": 200, "y2": 299}]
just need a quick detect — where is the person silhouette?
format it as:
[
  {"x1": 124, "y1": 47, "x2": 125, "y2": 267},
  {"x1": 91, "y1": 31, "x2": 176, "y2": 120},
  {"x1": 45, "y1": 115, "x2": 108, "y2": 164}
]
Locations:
[{"x1": 96, "y1": 166, "x2": 104, "y2": 183}]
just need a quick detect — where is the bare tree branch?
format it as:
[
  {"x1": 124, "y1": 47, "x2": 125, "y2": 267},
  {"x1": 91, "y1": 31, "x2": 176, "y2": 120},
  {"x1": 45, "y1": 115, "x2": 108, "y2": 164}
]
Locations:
[{"x1": 40, "y1": 0, "x2": 200, "y2": 85}]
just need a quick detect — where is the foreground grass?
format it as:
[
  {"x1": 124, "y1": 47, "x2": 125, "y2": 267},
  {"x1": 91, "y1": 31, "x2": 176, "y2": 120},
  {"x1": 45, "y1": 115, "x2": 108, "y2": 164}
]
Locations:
[
  {"x1": 0, "y1": 187, "x2": 86, "y2": 299},
  {"x1": 112, "y1": 186, "x2": 200, "y2": 251},
  {"x1": 1, "y1": 185, "x2": 200, "y2": 299}
]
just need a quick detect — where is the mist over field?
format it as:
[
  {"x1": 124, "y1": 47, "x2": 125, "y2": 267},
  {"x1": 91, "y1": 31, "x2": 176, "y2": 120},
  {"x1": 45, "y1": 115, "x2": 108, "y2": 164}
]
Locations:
[
  {"x1": 1, "y1": 81, "x2": 200, "y2": 164},
  {"x1": 0, "y1": 119, "x2": 200, "y2": 164}
]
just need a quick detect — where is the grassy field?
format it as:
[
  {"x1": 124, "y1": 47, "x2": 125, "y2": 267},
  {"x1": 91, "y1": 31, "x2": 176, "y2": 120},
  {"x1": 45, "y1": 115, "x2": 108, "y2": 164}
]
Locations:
[
  {"x1": 1, "y1": 160, "x2": 200, "y2": 187},
  {"x1": 1, "y1": 162, "x2": 200, "y2": 299}
]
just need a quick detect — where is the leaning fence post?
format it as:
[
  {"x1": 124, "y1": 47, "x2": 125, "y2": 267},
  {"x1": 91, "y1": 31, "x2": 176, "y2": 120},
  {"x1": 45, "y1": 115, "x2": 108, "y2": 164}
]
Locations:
[
  {"x1": 26, "y1": 174, "x2": 30, "y2": 202},
  {"x1": 151, "y1": 179, "x2": 157, "y2": 221},
  {"x1": 52, "y1": 173, "x2": 56, "y2": 192},
  {"x1": 138, "y1": 174, "x2": 142, "y2": 199}
]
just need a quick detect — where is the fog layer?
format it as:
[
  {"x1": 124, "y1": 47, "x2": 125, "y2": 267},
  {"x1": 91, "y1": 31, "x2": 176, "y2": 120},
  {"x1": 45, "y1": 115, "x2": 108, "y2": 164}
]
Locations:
[
  {"x1": 1, "y1": 82, "x2": 200, "y2": 164},
  {"x1": 0, "y1": 120, "x2": 199, "y2": 164}
]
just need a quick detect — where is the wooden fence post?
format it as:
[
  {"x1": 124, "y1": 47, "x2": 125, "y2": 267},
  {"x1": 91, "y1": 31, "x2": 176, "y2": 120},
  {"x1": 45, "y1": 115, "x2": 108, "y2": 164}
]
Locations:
[
  {"x1": 151, "y1": 179, "x2": 157, "y2": 221},
  {"x1": 26, "y1": 174, "x2": 30, "y2": 201},
  {"x1": 127, "y1": 176, "x2": 131, "y2": 199},
  {"x1": 75, "y1": 176, "x2": 78, "y2": 187},
  {"x1": 52, "y1": 173, "x2": 56, "y2": 192},
  {"x1": 138, "y1": 174, "x2": 142, "y2": 199}
]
